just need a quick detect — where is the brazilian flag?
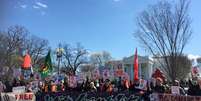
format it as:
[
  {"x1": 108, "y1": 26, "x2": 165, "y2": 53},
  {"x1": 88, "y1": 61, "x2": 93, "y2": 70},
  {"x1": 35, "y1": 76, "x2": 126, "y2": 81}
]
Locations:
[{"x1": 40, "y1": 50, "x2": 52, "y2": 78}]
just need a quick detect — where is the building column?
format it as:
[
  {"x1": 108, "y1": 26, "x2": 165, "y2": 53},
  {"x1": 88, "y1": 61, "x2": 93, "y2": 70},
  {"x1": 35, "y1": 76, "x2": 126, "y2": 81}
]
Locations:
[{"x1": 131, "y1": 64, "x2": 133, "y2": 81}]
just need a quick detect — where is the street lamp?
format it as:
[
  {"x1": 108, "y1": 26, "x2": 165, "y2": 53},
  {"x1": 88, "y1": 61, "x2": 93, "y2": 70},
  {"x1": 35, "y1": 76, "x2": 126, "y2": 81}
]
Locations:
[{"x1": 56, "y1": 44, "x2": 64, "y2": 75}]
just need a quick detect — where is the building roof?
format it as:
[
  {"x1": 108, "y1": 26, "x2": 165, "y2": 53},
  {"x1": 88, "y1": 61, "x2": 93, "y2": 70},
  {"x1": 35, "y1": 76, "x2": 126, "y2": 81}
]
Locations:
[{"x1": 123, "y1": 55, "x2": 152, "y2": 64}]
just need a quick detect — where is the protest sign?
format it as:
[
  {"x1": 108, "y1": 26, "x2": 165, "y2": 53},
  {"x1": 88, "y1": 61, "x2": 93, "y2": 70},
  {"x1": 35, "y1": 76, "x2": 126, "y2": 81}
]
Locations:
[
  {"x1": 12, "y1": 86, "x2": 26, "y2": 93},
  {"x1": 1, "y1": 92, "x2": 35, "y2": 101},
  {"x1": 171, "y1": 86, "x2": 180, "y2": 95}
]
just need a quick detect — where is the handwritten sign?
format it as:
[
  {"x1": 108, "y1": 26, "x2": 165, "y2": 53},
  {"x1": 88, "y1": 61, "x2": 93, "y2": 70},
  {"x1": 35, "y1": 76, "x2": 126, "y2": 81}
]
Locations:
[
  {"x1": 1, "y1": 92, "x2": 35, "y2": 101},
  {"x1": 12, "y1": 86, "x2": 26, "y2": 93},
  {"x1": 171, "y1": 86, "x2": 180, "y2": 95}
]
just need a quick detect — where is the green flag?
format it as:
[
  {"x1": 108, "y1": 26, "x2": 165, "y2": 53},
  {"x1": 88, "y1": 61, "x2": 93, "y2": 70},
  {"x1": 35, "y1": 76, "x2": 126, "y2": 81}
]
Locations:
[{"x1": 40, "y1": 50, "x2": 52, "y2": 78}]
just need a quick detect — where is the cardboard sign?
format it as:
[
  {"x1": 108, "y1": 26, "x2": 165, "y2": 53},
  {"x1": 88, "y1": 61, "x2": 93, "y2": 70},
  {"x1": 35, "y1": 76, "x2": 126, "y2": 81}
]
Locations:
[
  {"x1": 171, "y1": 86, "x2": 180, "y2": 95},
  {"x1": 12, "y1": 86, "x2": 26, "y2": 93}
]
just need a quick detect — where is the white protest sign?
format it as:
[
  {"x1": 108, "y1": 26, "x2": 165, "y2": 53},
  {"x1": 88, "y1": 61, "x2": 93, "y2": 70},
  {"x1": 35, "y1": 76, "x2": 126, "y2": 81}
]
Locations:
[
  {"x1": 12, "y1": 86, "x2": 26, "y2": 93},
  {"x1": 1, "y1": 92, "x2": 35, "y2": 101},
  {"x1": 135, "y1": 79, "x2": 147, "y2": 90},
  {"x1": 171, "y1": 86, "x2": 180, "y2": 95}
]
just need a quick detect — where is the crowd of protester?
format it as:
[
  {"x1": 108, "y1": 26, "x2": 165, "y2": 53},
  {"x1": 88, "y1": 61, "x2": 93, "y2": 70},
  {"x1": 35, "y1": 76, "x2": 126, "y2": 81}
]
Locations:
[{"x1": 1, "y1": 76, "x2": 201, "y2": 100}]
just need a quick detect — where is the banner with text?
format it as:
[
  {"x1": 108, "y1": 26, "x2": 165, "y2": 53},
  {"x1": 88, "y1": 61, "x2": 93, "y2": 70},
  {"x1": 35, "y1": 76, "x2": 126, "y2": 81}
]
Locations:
[{"x1": 1, "y1": 92, "x2": 35, "y2": 101}]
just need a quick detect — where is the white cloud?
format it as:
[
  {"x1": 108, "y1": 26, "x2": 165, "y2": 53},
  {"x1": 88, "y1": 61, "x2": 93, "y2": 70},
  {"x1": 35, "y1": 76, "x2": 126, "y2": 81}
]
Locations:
[
  {"x1": 188, "y1": 54, "x2": 200, "y2": 60},
  {"x1": 33, "y1": 5, "x2": 40, "y2": 9},
  {"x1": 113, "y1": 0, "x2": 121, "y2": 2},
  {"x1": 36, "y1": 2, "x2": 48, "y2": 8},
  {"x1": 20, "y1": 4, "x2": 27, "y2": 9}
]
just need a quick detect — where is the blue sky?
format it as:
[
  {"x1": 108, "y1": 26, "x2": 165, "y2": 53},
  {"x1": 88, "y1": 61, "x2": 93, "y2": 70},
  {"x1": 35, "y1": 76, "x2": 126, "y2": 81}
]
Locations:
[{"x1": 1, "y1": 0, "x2": 201, "y2": 59}]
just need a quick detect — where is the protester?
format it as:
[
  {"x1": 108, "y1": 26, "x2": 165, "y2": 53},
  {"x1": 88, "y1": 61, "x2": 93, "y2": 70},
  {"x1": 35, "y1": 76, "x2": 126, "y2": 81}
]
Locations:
[
  {"x1": 197, "y1": 79, "x2": 201, "y2": 96},
  {"x1": 172, "y1": 80, "x2": 186, "y2": 95},
  {"x1": 5, "y1": 80, "x2": 12, "y2": 92},
  {"x1": 26, "y1": 82, "x2": 33, "y2": 92},
  {"x1": 95, "y1": 80, "x2": 100, "y2": 91},
  {"x1": 6, "y1": 70, "x2": 201, "y2": 101},
  {"x1": 152, "y1": 77, "x2": 165, "y2": 93},
  {"x1": 56, "y1": 81, "x2": 62, "y2": 92},
  {"x1": 43, "y1": 80, "x2": 49, "y2": 93},
  {"x1": 188, "y1": 79, "x2": 201, "y2": 96},
  {"x1": 123, "y1": 78, "x2": 130, "y2": 91},
  {"x1": 51, "y1": 82, "x2": 57, "y2": 93},
  {"x1": 89, "y1": 82, "x2": 97, "y2": 92},
  {"x1": 102, "y1": 79, "x2": 113, "y2": 93},
  {"x1": 61, "y1": 81, "x2": 65, "y2": 92},
  {"x1": 130, "y1": 79, "x2": 143, "y2": 94},
  {"x1": 0, "y1": 81, "x2": 6, "y2": 93},
  {"x1": 163, "y1": 79, "x2": 170, "y2": 93},
  {"x1": 63, "y1": 77, "x2": 70, "y2": 92},
  {"x1": 117, "y1": 77, "x2": 123, "y2": 91}
]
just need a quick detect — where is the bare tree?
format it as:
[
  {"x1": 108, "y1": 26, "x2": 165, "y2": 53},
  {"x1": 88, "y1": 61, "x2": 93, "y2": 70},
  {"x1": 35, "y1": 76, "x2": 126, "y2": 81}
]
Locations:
[
  {"x1": 0, "y1": 25, "x2": 49, "y2": 81},
  {"x1": 0, "y1": 26, "x2": 28, "y2": 68},
  {"x1": 24, "y1": 35, "x2": 49, "y2": 67},
  {"x1": 173, "y1": 55, "x2": 191, "y2": 80},
  {"x1": 90, "y1": 51, "x2": 112, "y2": 67},
  {"x1": 63, "y1": 43, "x2": 88, "y2": 75},
  {"x1": 135, "y1": 0, "x2": 192, "y2": 81},
  {"x1": 0, "y1": 26, "x2": 28, "y2": 81}
]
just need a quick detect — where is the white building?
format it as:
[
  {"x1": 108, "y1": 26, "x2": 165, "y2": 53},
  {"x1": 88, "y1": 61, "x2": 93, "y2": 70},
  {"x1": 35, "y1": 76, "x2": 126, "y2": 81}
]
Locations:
[{"x1": 122, "y1": 55, "x2": 153, "y2": 81}]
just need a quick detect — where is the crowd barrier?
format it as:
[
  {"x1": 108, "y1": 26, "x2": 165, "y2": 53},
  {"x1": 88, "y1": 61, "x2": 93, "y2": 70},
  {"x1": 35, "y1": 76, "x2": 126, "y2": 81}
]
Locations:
[
  {"x1": 2, "y1": 92, "x2": 201, "y2": 101},
  {"x1": 35, "y1": 92, "x2": 201, "y2": 101},
  {"x1": 35, "y1": 91, "x2": 142, "y2": 101}
]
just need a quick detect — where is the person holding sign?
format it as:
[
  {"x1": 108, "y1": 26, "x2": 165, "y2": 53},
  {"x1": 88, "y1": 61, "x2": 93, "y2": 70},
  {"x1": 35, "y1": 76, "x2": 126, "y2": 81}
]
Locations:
[
  {"x1": 21, "y1": 52, "x2": 33, "y2": 80},
  {"x1": 171, "y1": 80, "x2": 186, "y2": 95}
]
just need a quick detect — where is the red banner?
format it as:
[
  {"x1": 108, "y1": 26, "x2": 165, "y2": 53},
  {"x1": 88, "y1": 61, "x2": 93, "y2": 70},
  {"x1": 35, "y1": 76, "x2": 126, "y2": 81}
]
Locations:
[{"x1": 134, "y1": 48, "x2": 138, "y2": 81}]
